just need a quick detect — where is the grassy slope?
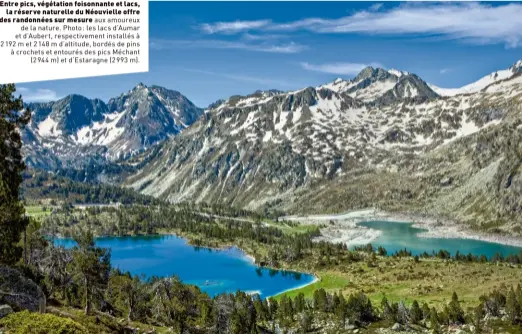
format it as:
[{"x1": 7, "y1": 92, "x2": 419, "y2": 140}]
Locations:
[
  {"x1": 278, "y1": 256, "x2": 522, "y2": 312},
  {"x1": 25, "y1": 205, "x2": 53, "y2": 218}
]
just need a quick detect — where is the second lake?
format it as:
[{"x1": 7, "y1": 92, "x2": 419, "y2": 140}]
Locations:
[{"x1": 357, "y1": 221, "x2": 522, "y2": 259}]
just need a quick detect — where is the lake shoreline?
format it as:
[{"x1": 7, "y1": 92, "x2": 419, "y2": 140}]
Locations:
[
  {"x1": 272, "y1": 275, "x2": 320, "y2": 298},
  {"x1": 205, "y1": 244, "x2": 321, "y2": 298},
  {"x1": 282, "y1": 208, "x2": 522, "y2": 248},
  {"x1": 51, "y1": 231, "x2": 320, "y2": 299}
]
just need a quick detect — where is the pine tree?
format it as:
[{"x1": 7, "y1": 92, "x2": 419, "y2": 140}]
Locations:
[
  {"x1": 109, "y1": 272, "x2": 145, "y2": 321},
  {"x1": 70, "y1": 230, "x2": 111, "y2": 315},
  {"x1": 517, "y1": 284, "x2": 522, "y2": 317},
  {"x1": 253, "y1": 295, "x2": 268, "y2": 322},
  {"x1": 0, "y1": 84, "x2": 31, "y2": 265},
  {"x1": 268, "y1": 297, "x2": 278, "y2": 320},
  {"x1": 381, "y1": 296, "x2": 392, "y2": 320},
  {"x1": 230, "y1": 310, "x2": 242, "y2": 334},
  {"x1": 506, "y1": 288, "x2": 520, "y2": 324},
  {"x1": 294, "y1": 292, "x2": 306, "y2": 313},
  {"x1": 23, "y1": 218, "x2": 48, "y2": 265},
  {"x1": 261, "y1": 298, "x2": 270, "y2": 320},
  {"x1": 429, "y1": 307, "x2": 441, "y2": 333},
  {"x1": 335, "y1": 293, "x2": 347, "y2": 326},
  {"x1": 410, "y1": 300, "x2": 423, "y2": 324},
  {"x1": 448, "y1": 292, "x2": 465, "y2": 324},
  {"x1": 278, "y1": 294, "x2": 294, "y2": 325},
  {"x1": 472, "y1": 303, "x2": 485, "y2": 333},
  {"x1": 313, "y1": 288, "x2": 328, "y2": 312},
  {"x1": 421, "y1": 302, "x2": 431, "y2": 320}
]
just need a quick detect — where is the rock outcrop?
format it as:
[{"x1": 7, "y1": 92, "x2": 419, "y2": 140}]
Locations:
[
  {"x1": 0, "y1": 266, "x2": 46, "y2": 313},
  {"x1": 0, "y1": 304, "x2": 13, "y2": 319}
]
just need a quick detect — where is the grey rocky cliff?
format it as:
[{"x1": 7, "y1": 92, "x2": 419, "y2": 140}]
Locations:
[{"x1": 0, "y1": 266, "x2": 46, "y2": 313}]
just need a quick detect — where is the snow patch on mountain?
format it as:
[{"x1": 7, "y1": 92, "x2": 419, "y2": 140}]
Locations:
[
  {"x1": 316, "y1": 66, "x2": 435, "y2": 103},
  {"x1": 37, "y1": 116, "x2": 62, "y2": 137},
  {"x1": 319, "y1": 78, "x2": 357, "y2": 93},
  {"x1": 388, "y1": 69, "x2": 409, "y2": 77},
  {"x1": 348, "y1": 79, "x2": 396, "y2": 101},
  {"x1": 430, "y1": 59, "x2": 522, "y2": 97},
  {"x1": 73, "y1": 111, "x2": 125, "y2": 146}
]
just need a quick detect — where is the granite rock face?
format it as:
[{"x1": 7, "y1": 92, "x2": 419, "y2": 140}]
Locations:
[{"x1": 0, "y1": 266, "x2": 46, "y2": 313}]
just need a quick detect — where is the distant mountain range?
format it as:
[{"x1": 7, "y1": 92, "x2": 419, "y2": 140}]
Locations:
[
  {"x1": 22, "y1": 84, "x2": 203, "y2": 170},
  {"x1": 21, "y1": 59, "x2": 522, "y2": 235}
]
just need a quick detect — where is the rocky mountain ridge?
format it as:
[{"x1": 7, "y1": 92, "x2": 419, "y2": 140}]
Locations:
[
  {"x1": 429, "y1": 60, "x2": 522, "y2": 96},
  {"x1": 22, "y1": 84, "x2": 203, "y2": 171},
  {"x1": 121, "y1": 60, "x2": 522, "y2": 235},
  {"x1": 20, "y1": 59, "x2": 522, "y2": 234},
  {"x1": 320, "y1": 66, "x2": 438, "y2": 103}
]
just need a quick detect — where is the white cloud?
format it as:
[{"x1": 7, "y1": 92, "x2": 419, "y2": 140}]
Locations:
[
  {"x1": 180, "y1": 68, "x2": 294, "y2": 87},
  {"x1": 200, "y1": 20, "x2": 271, "y2": 34},
  {"x1": 241, "y1": 33, "x2": 288, "y2": 41},
  {"x1": 16, "y1": 87, "x2": 58, "y2": 102},
  {"x1": 440, "y1": 68, "x2": 451, "y2": 74},
  {"x1": 300, "y1": 61, "x2": 384, "y2": 75},
  {"x1": 150, "y1": 39, "x2": 306, "y2": 54},
  {"x1": 369, "y1": 3, "x2": 383, "y2": 12},
  {"x1": 202, "y1": 3, "x2": 522, "y2": 48}
]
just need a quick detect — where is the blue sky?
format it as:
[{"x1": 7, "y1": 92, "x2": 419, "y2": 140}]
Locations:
[{"x1": 17, "y1": 1, "x2": 522, "y2": 107}]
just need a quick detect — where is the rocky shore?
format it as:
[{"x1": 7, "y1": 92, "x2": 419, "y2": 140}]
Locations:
[{"x1": 282, "y1": 208, "x2": 522, "y2": 248}]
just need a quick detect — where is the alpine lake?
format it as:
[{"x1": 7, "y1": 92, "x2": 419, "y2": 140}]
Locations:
[{"x1": 54, "y1": 220, "x2": 522, "y2": 298}]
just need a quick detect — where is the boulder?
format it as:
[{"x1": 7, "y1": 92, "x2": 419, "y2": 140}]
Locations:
[
  {"x1": 0, "y1": 266, "x2": 46, "y2": 313},
  {"x1": 345, "y1": 323, "x2": 356, "y2": 330},
  {"x1": 0, "y1": 304, "x2": 13, "y2": 318},
  {"x1": 391, "y1": 322, "x2": 402, "y2": 331},
  {"x1": 440, "y1": 176, "x2": 453, "y2": 186}
]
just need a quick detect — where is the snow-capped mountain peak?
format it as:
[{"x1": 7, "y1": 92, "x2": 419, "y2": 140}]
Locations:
[
  {"x1": 510, "y1": 59, "x2": 522, "y2": 73},
  {"x1": 22, "y1": 85, "x2": 203, "y2": 170},
  {"x1": 430, "y1": 59, "x2": 522, "y2": 97},
  {"x1": 317, "y1": 66, "x2": 435, "y2": 103}
]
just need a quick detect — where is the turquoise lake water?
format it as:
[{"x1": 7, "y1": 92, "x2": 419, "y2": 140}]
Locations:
[
  {"x1": 357, "y1": 221, "x2": 522, "y2": 258},
  {"x1": 54, "y1": 235, "x2": 315, "y2": 299},
  {"x1": 53, "y1": 221, "x2": 522, "y2": 298}
]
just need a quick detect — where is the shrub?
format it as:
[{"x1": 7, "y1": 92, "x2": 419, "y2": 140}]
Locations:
[{"x1": 0, "y1": 310, "x2": 88, "y2": 334}]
